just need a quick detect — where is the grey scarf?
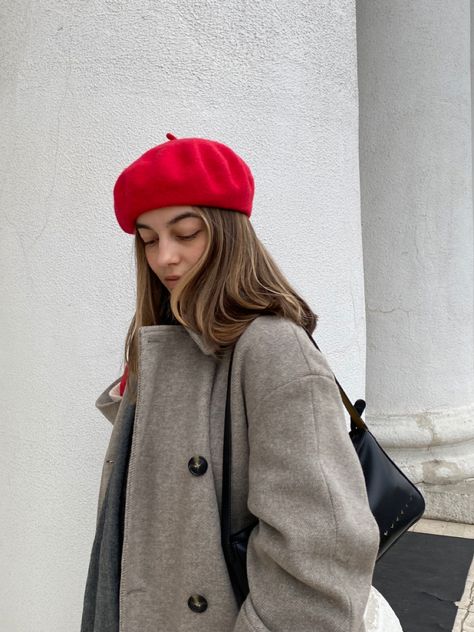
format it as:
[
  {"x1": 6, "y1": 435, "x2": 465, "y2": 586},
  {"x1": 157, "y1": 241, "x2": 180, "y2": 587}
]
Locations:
[{"x1": 80, "y1": 400, "x2": 136, "y2": 631}]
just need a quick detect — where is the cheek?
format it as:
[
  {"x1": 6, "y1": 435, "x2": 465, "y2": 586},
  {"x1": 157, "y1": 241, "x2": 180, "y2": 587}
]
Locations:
[
  {"x1": 191, "y1": 234, "x2": 208, "y2": 261},
  {"x1": 145, "y1": 251, "x2": 158, "y2": 274}
]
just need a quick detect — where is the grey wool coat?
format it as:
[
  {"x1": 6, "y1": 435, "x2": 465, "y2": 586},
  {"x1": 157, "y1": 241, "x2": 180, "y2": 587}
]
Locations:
[{"x1": 93, "y1": 314, "x2": 380, "y2": 631}]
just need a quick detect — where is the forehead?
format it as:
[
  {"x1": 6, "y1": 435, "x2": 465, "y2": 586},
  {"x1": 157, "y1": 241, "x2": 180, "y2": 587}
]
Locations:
[{"x1": 135, "y1": 206, "x2": 202, "y2": 230}]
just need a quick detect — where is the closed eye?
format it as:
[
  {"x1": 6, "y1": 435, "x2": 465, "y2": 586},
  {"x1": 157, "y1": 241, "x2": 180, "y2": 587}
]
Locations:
[
  {"x1": 179, "y1": 231, "x2": 200, "y2": 241},
  {"x1": 143, "y1": 231, "x2": 200, "y2": 247}
]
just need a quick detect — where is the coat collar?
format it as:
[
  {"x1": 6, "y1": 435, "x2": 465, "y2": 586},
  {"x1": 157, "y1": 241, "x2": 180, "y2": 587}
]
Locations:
[
  {"x1": 184, "y1": 326, "x2": 216, "y2": 356},
  {"x1": 139, "y1": 323, "x2": 216, "y2": 356},
  {"x1": 154, "y1": 301, "x2": 218, "y2": 356}
]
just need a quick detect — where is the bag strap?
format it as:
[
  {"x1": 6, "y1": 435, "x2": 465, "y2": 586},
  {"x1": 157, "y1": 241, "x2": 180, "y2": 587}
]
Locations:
[
  {"x1": 221, "y1": 343, "x2": 236, "y2": 589},
  {"x1": 221, "y1": 327, "x2": 368, "y2": 563},
  {"x1": 302, "y1": 329, "x2": 368, "y2": 431}
]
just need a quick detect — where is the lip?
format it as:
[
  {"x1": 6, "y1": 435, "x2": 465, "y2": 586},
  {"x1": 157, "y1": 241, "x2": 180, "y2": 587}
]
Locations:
[{"x1": 165, "y1": 276, "x2": 181, "y2": 281}]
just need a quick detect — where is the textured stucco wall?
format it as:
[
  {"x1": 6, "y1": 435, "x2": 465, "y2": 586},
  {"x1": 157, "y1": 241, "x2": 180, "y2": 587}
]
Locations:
[{"x1": 1, "y1": 2, "x2": 364, "y2": 629}]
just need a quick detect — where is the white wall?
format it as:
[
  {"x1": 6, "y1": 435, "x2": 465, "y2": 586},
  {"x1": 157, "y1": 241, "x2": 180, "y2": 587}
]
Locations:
[{"x1": 0, "y1": 1, "x2": 364, "y2": 629}]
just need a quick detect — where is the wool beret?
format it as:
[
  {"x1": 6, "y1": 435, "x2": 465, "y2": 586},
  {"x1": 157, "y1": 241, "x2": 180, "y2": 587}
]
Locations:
[{"x1": 113, "y1": 132, "x2": 255, "y2": 234}]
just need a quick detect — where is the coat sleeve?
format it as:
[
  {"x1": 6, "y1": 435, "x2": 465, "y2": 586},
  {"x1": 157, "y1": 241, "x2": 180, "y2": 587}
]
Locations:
[{"x1": 231, "y1": 371, "x2": 380, "y2": 632}]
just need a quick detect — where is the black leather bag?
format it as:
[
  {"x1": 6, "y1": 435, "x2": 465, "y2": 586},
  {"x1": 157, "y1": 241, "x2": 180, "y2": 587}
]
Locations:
[{"x1": 220, "y1": 330, "x2": 426, "y2": 608}]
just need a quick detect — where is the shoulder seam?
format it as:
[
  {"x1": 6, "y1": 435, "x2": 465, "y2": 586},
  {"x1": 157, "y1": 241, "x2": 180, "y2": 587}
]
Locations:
[
  {"x1": 291, "y1": 323, "x2": 313, "y2": 373},
  {"x1": 249, "y1": 372, "x2": 335, "y2": 421}
]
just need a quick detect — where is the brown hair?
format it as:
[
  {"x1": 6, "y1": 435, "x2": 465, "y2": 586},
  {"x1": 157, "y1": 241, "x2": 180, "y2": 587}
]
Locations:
[{"x1": 122, "y1": 206, "x2": 318, "y2": 403}]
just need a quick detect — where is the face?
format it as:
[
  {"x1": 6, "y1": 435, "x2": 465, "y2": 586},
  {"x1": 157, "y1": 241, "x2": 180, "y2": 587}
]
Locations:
[{"x1": 135, "y1": 205, "x2": 208, "y2": 291}]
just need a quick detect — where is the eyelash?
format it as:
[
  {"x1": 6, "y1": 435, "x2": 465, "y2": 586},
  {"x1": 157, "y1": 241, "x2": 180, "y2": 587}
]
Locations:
[{"x1": 143, "y1": 231, "x2": 200, "y2": 246}]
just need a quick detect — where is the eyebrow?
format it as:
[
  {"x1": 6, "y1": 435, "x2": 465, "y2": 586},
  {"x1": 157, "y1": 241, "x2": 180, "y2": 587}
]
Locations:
[{"x1": 135, "y1": 212, "x2": 202, "y2": 230}]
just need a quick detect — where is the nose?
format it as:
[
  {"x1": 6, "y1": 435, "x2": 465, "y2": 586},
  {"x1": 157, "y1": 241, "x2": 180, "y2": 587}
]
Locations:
[{"x1": 151, "y1": 239, "x2": 181, "y2": 267}]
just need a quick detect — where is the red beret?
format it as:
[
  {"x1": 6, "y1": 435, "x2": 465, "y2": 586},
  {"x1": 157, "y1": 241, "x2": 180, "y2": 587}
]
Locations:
[{"x1": 113, "y1": 133, "x2": 255, "y2": 234}]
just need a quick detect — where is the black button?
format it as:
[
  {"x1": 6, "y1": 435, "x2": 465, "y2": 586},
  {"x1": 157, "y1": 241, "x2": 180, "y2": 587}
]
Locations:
[
  {"x1": 188, "y1": 594, "x2": 208, "y2": 612},
  {"x1": 188, "y1": 455, "x2": 208, "y2": 476}
]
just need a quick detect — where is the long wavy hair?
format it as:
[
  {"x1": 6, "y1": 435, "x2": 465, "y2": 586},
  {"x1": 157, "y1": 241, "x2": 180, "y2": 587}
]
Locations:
[{"x1": 123, "y1": 206, "x2": 318, "y2": 403}]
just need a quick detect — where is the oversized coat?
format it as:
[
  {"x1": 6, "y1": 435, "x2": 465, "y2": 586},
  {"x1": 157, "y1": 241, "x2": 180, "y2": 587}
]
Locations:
[{"x1": 93, "y1": 314, "x2": 380, "y2": 631}]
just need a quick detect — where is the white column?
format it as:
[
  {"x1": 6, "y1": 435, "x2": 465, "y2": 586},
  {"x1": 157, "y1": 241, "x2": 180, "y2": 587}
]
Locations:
[{"x1": 357, "y1": 1, "x2": 474, "y2": 522}]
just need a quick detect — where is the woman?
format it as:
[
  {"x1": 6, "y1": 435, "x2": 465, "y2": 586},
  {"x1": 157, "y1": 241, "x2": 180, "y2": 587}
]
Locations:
[{"x1": 81, "y1": 133, "x2": 399, "y2": 631}]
